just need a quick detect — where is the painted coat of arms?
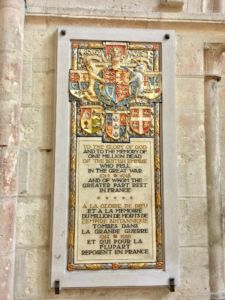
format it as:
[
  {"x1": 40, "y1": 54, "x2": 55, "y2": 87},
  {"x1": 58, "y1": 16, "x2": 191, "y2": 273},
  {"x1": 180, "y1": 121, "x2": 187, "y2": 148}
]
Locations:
[
  {"x1": 69, "y1": 41, "x2": 161, "y2": 141},
  {"x1": 104, "y1": 109, "x2": 129, "y2": 142},
  {"x1": 79, "y1": 106, "x2": 103, "y2": 135}
]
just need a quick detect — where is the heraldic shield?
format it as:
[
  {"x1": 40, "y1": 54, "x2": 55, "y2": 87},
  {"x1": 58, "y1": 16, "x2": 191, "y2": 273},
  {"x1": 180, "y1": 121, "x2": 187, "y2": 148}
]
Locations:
[
  {"x1": 130, "y1": 106, "x2": 152, "y2": 135},
  {"x1": 80, "y1": 106, "x2": 103, "y2": 135},
  {"x1": 104, "y1": 110, "x2": 129, "y2": 142},
  {"x1": 100, "y1": 68, "x2": 130, "y2": 104}
]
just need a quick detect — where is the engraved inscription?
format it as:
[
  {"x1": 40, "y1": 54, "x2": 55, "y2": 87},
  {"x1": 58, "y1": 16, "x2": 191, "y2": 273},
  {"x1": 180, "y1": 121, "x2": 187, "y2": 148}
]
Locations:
[{"x1": 75, "y1": 138, "x2": 156, "y2": 263}]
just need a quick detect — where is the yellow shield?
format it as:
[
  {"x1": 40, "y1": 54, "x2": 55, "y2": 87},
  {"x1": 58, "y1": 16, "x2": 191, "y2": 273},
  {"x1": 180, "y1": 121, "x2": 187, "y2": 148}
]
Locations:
[{"x1": 80, "y1": 106, "x2": 103, "y2": 135}]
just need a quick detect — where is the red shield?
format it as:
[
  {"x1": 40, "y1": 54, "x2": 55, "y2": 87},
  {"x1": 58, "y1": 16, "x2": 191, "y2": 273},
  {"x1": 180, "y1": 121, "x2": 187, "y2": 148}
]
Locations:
[
  {"x1": 130, "y1": 107, "x2": 151, "y2": 135},
  {"x1": 102, "y1": 68, "x2": 130, "y2": 103}
]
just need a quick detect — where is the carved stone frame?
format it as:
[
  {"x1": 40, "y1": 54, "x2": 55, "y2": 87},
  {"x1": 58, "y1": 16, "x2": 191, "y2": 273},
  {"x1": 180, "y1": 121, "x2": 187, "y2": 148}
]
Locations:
[{"x1": 51, "y1": 26, "x2": 178, "y2": 289}]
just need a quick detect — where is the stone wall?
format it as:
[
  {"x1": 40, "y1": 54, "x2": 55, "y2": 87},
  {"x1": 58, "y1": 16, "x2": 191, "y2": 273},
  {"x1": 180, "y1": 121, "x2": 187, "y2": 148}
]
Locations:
[
  {"x1": 25, "y1": 0, "x2": 216, "y2": 15},
  {"x1": 12, "y1": 14, "x2": 225, "y2": 299},
  {"x1": 218, "y1": 59, "x2": 225, "y2": 262}
]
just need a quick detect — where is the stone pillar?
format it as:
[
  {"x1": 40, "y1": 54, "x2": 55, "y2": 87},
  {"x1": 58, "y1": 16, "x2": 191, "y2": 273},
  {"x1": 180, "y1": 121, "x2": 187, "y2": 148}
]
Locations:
[
  {"x1": 205, "y1": 44, "x2": 225, "y2": 300},
  {"x1": 0, "y1": 0, "x2": 24, "y2": 299},
  {"x1": 202, "y1": 0, "x2": 213, "y2": 12},
  {"x1": 214, "y1": 0, "x2": 225, "y2": 13}
]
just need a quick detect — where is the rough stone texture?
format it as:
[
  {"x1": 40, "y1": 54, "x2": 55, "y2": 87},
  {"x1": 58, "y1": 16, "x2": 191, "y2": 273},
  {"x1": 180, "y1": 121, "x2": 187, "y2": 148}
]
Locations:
[
  {"x1": 176, "y1": 110, "x2": 205, "y2": 155},
  {"x1": 0, "y1": 197, "x2": 16, "y2": 254},
  {"x1": 219, "y1": 118, "x2": 225, "y2": 155},
  {"x1": 16, "y1": 197, "x2": 50, "y2": 247},
  {"x1": 176, "y1": 77, "x2": 204, "y2": 111},
  {"x1": 28, "y1": 150, "x2": 52, "y2": 196},
  {"x1": 176, "y1": 36, "x2": 204, "y2": 76},
  {"x1": 177, "y1": 153, "x2": 206, "y2": 197},
  {"x1": 220, "y1": 155, "x2": 225, "y2": 197},
  {"x1": 0, "y1": 147, "x2": 18, "y2": 196},
  {"x1": 176, "y1": 108, "x2": 206, "y2": 198},
  {"x1": 25, "y1": 0, "x2": 223, "y2": 16},
  {"x1": 179, "y1": 247, "x2": 209, "y2": 295},
  {"x1": 15, "y1": 247, "x2": 49, "y2": 298},
  {"x1": 18, "y1": 150, "x2": 30, "y2": 195},
  {"x1": 20, "y1": 106, "x2": 53, "y2": 150},
  {"x1": 218, "y1": 87, "x2": 225, "y2": 118},
  {"x1": 179, "y1": 198, "x2": 208, "y2": 247},
  {"x1": 0, "y1": 1, "x2": 24, "y2": 299},
  {"x1": 12, "y1": 7, "x2": 225, "y2": 300},
  {"x1": 205, "y1": 64, "x2": 225, "y2": 296},
  {"x1": 0, "y1": 254, "x2": 15, "y2": 300},
  {"x1": 218, "y1": 72, "x2": 225, "y2": 289},
  {"x1": 32, "y1": 72, "x2": 54, "y2": 107}
]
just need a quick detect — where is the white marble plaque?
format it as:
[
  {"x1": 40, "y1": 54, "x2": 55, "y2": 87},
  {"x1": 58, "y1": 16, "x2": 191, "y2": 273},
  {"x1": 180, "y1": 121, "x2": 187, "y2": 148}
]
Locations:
[{"x1": 75, "y1": 138, "x2": 156, "y2": 263}]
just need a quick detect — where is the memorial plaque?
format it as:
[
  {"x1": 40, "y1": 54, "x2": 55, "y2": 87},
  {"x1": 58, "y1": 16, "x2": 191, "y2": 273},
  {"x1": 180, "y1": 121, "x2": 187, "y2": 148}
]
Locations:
[
  {"x1": 51, "y1": 27, "x2": 178, "y2": 288},
  {"x1": 68, "y1": 41, "x2": 163, "y2": 270}
]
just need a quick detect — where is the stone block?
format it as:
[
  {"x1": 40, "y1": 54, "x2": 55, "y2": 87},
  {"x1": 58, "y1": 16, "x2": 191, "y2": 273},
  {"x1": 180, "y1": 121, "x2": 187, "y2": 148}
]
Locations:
[
  {"x1": 20, "y1": 105, "x2": 53, "y2": 150},
  {"x1": 39, "y1": 105, "x2": 54, "y2": 150},
  {"x1": 16, "y1": 197, "x2": 50, "y2": 247},
  {"x1": 0, "y1": 253, "x2": 14, "y2": 300},
  {"x1": 0, "y1": 52, "x2": 23, "y2": 99},
  {"x1": 220, "y1": 154, "x2": 225, "y2": 196},
  {"x1": 176, "y1": 77, "x2": 204, "y2": 112},
  {"x1": 222, "y1": 201, "x2": 225, "y2": 220},
  {"x1": 32, "y1": 72, "x2": 54, "y2": 107},
  {"x1": 24, "y1": 29, "x2": 54, "y2": 60},
  {"x1": 179, "y1": 247, "x2": 209, "y2": 295},
  {"x1": 26, "y1": 0, "x2": 158, "y2": 17},
  {"x1": 0, "y1": 197, "x2": 16, "y2": 254},
  {"x1": 0, "y1": 4, "x2": 24, "y2": 51},
  {"x1": 176, "y1": 110, "x2": 206, "y2": 196},
  {"x1": 202, "y1": 0, "x2": 214, "y2": 13},
  {"x1": 0, "y1": 100, "x2": 20, "y2": 147},
  {"x1": 219, "y1": 117, "x2": 225, "y2": 155},
  {"x1": 0, "y1": 105, "x2": 12, "y2": 147},
  {"x1": 23, "y1": 61, "x2": 33, "y2": 88},
  {"x1": 49, "y1": 55, "x2": 56, "y2": 73},
  {"x1": 186, "y1": 0, "x2": 202, "y2": 12},
  {"x1": 22, "y1": 85, "x2": 33, "y2": 105},
  {"x1": 20, "y1": 106, "x2": 41, "y2": 150},
  {"x1": 177, "y1": 152, "x2": 206, "y2": 197},
  {"x1": 15, "y1": 247, "x2": 49, "y2": 298},
  {"x1": 0, "y1": 147, "x2": 18, "y2": 196},
  {"x1": 24, "y1": 14, "x2": 48, "y2": 30},
  {"x1": 176, "y1": 35, "x2": 204, "y2": 76},
  {"x1": 178, "y1": 198, "x2": 208, "y2": 247},
  {"x1": 28, "y1": 150, "x2": 52, "y2": 196},
  {"x1": 218, "y1": 86, "x2": 225, "y2": 118},
  {"x1": 176, "y1": 110, "x2": 205, "y2": 154},
  {"x1": 18, "y1": 150, "x2": 30, "y2": 195},
  {"x1": 159, "y1": 1, "x2": 184, "y2": 13},
  {"x1": 33, "y1": 58, "x2": 50, "y2": 73}
]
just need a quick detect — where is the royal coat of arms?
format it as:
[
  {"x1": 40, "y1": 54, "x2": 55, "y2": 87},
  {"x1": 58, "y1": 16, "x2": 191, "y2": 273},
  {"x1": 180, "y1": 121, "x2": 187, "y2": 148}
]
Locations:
[{"x1": 69, "y1": 41, "x2": 161, "y2": 142}]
